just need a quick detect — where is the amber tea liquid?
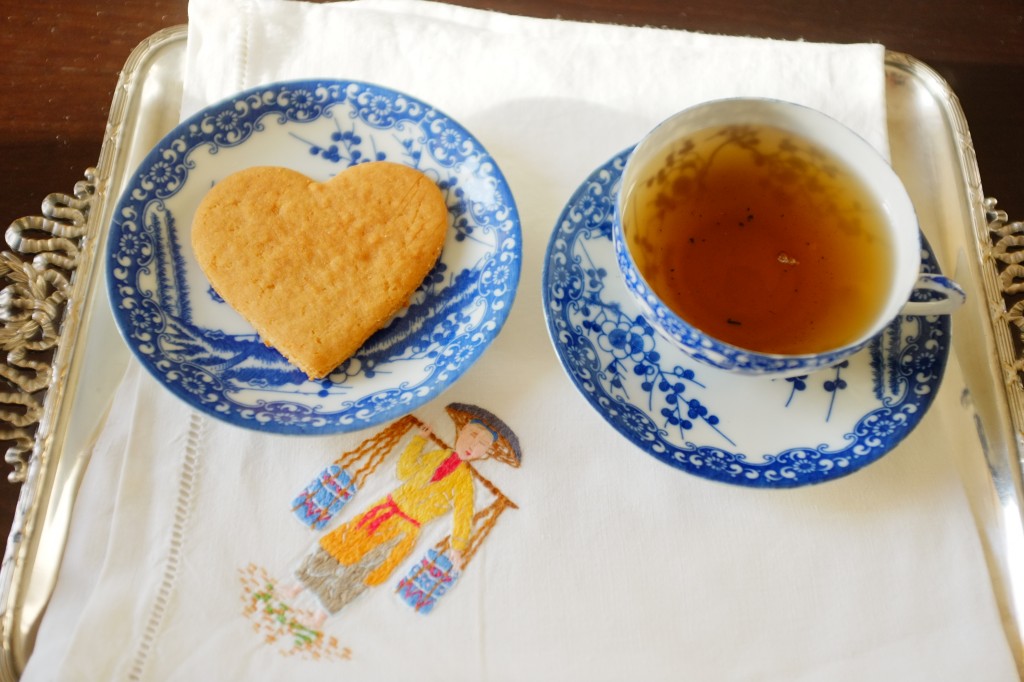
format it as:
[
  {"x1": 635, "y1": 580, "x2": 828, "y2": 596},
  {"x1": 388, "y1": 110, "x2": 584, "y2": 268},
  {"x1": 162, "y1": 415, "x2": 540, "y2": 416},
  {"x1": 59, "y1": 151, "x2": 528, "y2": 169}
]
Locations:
[{"x1": 623, "y1": 124, "x2": 894, "y2": 355}]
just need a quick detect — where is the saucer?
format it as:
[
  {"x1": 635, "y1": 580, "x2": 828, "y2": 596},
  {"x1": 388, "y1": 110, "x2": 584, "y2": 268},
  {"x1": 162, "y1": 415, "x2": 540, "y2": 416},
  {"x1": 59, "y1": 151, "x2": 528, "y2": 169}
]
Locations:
[
  {"x1": 107, "y1": 80, "x2": 521, "y2": 435},
  {"x1": 541, "y1": 150, "x2": 950, "y2": 487}
]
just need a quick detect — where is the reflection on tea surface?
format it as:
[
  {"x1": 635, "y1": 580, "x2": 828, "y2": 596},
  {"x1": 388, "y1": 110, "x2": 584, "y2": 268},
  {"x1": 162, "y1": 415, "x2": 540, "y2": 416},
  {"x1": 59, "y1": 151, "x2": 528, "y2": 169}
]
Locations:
[{"x1": 623, "y1": 124, "x2": 893, "y2": 355}]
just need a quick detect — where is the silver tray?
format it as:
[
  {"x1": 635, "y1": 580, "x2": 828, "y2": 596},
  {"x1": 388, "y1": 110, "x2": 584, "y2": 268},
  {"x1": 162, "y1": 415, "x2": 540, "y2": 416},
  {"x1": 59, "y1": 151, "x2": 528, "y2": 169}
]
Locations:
[{"x1": 1, "y1": 25, "x2": 1022, "y2": 680}]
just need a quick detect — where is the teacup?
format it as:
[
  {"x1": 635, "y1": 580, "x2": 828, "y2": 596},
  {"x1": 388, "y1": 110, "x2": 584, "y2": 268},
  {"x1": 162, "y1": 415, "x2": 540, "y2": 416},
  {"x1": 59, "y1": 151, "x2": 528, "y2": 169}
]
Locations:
[{"x1": 613, "y1": 98, "x2": 964, "y2": 377}]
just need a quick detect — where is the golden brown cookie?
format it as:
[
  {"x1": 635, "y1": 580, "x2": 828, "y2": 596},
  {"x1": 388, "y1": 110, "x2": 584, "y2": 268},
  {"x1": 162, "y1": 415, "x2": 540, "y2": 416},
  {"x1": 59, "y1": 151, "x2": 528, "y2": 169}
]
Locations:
[{"x1": 191, "y1": 162, "x2": 448, "y2": 379}]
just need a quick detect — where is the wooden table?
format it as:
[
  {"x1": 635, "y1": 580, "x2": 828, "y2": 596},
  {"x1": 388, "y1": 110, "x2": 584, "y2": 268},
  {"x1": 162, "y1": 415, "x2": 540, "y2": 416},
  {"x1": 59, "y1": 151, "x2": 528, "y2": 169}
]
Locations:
[{"x1": 1, "y1": 0, "x2": 1022, "y2": 555}]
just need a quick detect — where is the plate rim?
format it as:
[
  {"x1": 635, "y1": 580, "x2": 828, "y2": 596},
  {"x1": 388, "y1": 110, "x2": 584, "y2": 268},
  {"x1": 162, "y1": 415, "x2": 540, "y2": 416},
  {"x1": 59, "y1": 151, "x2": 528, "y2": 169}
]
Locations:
[
  {"x1": 105, "y1": 78, "x2": 522, "y2": 435},
  {"x1": 541, "y1": 148, "x2": 951, "y2": 488}
]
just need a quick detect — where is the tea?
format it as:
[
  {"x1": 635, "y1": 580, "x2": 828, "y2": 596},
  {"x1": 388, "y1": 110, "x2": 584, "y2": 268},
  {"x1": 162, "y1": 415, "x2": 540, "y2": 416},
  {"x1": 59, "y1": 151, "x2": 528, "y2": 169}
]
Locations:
[{"x1": 622, "y1": 124, "x2": 894, "y2": 355}]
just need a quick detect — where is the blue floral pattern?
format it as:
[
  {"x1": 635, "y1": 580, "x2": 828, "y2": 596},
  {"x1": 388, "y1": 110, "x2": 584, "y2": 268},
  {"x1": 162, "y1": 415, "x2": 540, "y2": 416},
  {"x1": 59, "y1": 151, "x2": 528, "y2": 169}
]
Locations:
[
  {"x1": 107, "y1": 80, "x2": 520, "y2": 434},
  {"x1": 542, "y1": 151, "x2": 951, "y2": 487}
]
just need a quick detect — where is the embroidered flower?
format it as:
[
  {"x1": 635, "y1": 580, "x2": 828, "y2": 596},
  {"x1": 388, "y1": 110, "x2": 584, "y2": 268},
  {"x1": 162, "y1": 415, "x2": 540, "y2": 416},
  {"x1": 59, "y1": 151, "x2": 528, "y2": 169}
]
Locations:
[{"x1": 239, "y1": 565, "x2": 352, "y2": 661}]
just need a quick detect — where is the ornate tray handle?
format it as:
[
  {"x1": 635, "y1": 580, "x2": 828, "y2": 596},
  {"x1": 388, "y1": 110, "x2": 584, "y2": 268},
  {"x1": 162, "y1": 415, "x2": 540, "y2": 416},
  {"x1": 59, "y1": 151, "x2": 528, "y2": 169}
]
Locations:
[
  {"x1": 987, "y1": 199, "x2": 1024, "y2": 374},
  {"x1": 0, "y1": 171, "x2": 94, "y2": 483}
]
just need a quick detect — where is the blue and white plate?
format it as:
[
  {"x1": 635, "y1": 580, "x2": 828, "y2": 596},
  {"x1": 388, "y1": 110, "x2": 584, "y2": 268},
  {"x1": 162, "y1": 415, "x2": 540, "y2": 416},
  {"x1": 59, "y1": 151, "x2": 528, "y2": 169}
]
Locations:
[
  {"x1": 107, "y1": 80, "x2": 521, "y2": 435},
  {"x1": 542, "y1": 150, "x2": 950, "y2": 488}
]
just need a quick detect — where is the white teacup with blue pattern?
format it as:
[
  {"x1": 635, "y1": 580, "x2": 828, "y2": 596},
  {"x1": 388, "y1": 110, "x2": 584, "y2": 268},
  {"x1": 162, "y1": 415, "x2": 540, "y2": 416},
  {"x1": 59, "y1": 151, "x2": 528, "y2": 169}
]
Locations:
[{"x1": 614, "y1": 98, "x2": 964, "y2": 377}]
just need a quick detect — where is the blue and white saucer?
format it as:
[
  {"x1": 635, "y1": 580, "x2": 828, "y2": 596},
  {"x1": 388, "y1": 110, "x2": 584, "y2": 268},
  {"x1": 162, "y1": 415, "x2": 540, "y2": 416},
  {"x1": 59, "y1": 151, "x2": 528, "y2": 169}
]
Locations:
[
  {"x1": 542, "y1": 150, "x2": 950, "y2": 488},
  {"x1": 107, "y1": 80, "x2": 520, "y2": 435}
]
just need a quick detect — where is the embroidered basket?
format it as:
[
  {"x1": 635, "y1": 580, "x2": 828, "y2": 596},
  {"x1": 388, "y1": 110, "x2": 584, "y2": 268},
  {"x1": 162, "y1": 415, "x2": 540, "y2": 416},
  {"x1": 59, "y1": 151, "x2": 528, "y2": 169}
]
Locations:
[
  {"x1": 291, "y1": 465, "x2": 357, "y2": 530},
  {"x1": 396, "y1": 549, "x2": 460, "y2": 614}
]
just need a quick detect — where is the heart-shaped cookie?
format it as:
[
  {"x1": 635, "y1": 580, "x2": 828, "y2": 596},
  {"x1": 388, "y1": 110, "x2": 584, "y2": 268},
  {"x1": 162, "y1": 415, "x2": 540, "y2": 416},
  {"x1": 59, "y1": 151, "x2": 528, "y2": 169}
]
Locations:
[{"x1": 191, "y1": 162, "x2": 448, "y2": 379}]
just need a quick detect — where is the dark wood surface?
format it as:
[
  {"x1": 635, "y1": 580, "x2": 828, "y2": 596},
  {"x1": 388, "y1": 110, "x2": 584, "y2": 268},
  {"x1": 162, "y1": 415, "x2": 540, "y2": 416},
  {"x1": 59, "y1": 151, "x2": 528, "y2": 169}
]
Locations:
[{"x1": 1, "y1": 0, "x2": 1022, "y2": 555}]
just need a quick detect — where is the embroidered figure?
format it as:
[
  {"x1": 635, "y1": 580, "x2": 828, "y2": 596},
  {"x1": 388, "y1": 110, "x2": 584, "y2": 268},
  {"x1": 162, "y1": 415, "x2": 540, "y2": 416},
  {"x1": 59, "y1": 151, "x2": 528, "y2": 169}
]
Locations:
[{"x1": 285, "y1": 403, "x2": 521, "y2": 623}]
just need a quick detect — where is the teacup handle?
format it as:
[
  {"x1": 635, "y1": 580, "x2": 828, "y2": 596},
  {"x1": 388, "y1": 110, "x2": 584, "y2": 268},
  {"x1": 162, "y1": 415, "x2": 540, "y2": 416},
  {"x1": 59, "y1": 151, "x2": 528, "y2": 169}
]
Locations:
[{"x1": 901, "y1": 273, "x2": 966, "y2": 316}]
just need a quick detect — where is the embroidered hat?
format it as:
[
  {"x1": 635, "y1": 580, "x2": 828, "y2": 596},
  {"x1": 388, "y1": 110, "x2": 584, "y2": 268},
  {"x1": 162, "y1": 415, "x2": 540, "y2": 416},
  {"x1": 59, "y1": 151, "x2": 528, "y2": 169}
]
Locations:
[{"x1": 445, "y1": 402, "x2": 522, "y2": 467}]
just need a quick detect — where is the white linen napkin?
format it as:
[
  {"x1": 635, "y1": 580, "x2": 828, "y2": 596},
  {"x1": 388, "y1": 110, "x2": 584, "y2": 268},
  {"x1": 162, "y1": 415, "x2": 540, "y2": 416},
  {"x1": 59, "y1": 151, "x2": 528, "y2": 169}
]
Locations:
[{"x1": 22, "y1": 1, "x2": 1018, "y2": 680}]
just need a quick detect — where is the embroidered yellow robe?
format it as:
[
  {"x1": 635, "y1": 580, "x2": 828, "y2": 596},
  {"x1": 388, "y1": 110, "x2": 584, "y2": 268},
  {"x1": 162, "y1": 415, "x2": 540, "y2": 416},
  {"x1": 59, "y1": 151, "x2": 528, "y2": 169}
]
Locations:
[{"x1": 318, "y1": 435, "x2": 474, "y2": 586}]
